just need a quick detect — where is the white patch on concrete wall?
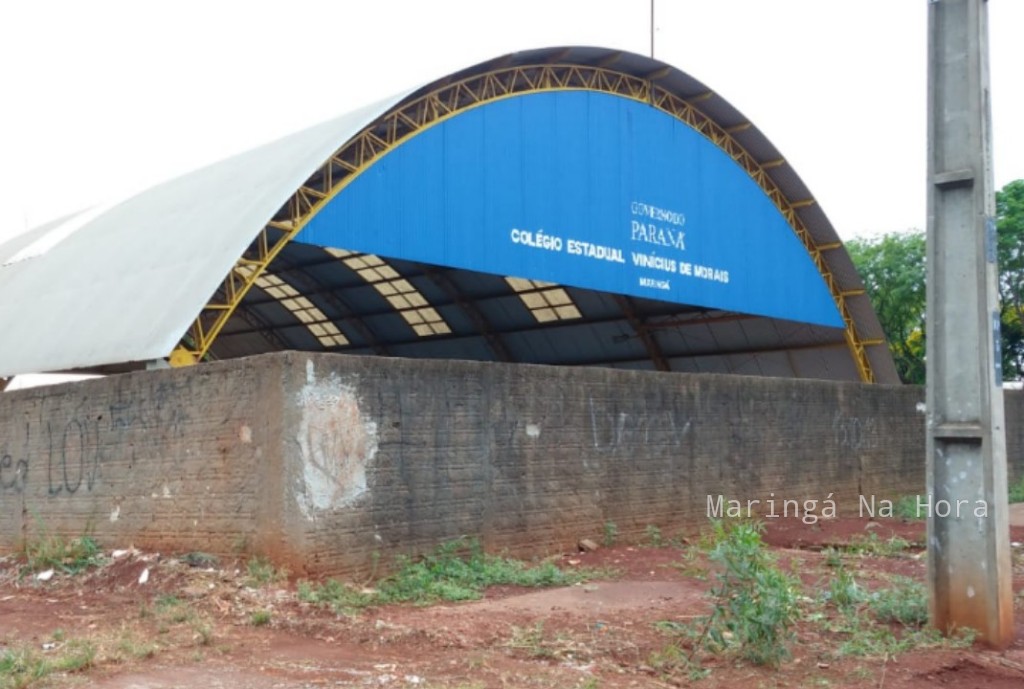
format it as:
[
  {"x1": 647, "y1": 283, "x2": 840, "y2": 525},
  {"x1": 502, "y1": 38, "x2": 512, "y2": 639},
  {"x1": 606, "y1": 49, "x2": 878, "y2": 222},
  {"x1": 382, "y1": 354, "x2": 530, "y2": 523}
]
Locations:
[
  {"x1": 239, "y1": 424, "x2": 252, "y2": 444},
  {"x1": 109, "y1": 505, "x2": 120, "y2": 523},
  {"x1": 525, "y1": 423, "x2": 541, "y2": 438},
  {"x1": 296, "y1": 363, "x2": 378, "y2": 518}
]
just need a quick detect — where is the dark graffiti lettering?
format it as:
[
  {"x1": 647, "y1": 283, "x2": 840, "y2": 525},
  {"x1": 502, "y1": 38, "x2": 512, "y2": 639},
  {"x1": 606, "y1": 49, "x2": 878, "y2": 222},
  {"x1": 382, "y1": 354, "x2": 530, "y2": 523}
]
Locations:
[
  {"x1": 47, "y1": 418, "x2": 101, "y2": 496},
  {"x1": 0, "y1": 454, "x2": 28, "y2": 492},
  {"x1": 2, "y1": 384, "x2": 188, "y2": 498},
  {"x1": 62, "y1": 419, "x2": 84, "y2": 493},
  {"x1": 0, "y1": 422, "x2": 30, "y2": 494}
]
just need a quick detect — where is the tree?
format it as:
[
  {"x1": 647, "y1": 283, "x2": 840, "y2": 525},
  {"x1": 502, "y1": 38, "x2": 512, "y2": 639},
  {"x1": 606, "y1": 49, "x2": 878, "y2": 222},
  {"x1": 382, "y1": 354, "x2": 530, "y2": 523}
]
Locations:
[
  {"x1": 845, "y1": 179, "x2": 1024, "y2": 384},
  {"x1": 846, "y1": 231, "x2": 926, "y2": 384},
  {"x1": 996, "y1": 179, "x2": 1024, "y2": 380}
]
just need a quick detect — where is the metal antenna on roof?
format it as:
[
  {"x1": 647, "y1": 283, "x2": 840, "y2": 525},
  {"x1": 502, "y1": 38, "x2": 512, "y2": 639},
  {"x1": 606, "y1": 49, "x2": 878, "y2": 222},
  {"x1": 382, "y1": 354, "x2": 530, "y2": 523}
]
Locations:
[{"x1": 650, "y1": 0, "x2": 655, "y2": 59}]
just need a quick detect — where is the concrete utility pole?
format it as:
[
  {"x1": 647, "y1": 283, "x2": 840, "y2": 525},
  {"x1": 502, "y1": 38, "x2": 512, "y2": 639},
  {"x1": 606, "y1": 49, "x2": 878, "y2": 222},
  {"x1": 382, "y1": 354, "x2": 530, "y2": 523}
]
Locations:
[{"x1": 926, "y1": 0, "x2": 1013, "y2": 648}]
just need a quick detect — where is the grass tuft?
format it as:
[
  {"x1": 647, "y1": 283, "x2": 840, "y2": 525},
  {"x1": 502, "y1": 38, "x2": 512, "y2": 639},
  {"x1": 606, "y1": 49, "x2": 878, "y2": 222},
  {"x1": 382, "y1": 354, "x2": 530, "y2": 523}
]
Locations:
[
  {"x1": 249, "y1": 610, "x2": 272, "y2": 627},
  {"x1": 299, "y1": 537, "x2": 607, "y2": 614},
  {"x1": 24, "y1": 534, "x2": 104, "y2": 575},
  {"x1": 0, "y1": 639, "x2": 95, "y2": 688},
  {"x1": 246, "y1": 556, "x2": 287, "y2": 587}
]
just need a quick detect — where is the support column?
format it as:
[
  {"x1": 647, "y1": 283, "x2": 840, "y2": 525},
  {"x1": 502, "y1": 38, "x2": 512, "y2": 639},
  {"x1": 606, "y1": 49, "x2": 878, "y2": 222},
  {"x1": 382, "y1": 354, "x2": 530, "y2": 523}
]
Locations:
[{"x1": 926, "y1": 0, "x2": 1013, "y2": 647}]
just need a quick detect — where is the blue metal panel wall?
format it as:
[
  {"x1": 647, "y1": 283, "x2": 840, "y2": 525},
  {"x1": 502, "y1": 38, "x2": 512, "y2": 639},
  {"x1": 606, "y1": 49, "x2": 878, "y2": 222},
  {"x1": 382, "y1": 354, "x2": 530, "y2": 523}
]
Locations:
[{"x1": 300, "y1": 91, "x2": 842, "y2": 328}]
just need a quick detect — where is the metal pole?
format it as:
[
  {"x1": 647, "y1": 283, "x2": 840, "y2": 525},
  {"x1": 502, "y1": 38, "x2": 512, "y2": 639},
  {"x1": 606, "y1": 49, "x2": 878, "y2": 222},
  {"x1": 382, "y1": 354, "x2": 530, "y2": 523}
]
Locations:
[
  {"x1": 650, "y1": 0, "x2": 655, "y2": 59},
  {"x1": 926, "y1": 0, "x2": 1013, "y2": 648}
]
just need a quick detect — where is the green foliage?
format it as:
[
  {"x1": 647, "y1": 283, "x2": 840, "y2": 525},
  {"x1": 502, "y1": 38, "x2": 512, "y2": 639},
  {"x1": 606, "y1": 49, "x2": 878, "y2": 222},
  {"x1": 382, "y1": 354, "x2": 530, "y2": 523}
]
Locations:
[
  {"x1": 997, "y1": 179, "x2": 1024, "y2": 379},
  {"x1": 822, "y1": 547, "x2": 844, "y2": 568},
  {"x1": 894, "y1": 495, "x2": 925, "y2": 520},
  {"x1": 115, "y1": 632, "x2": 158, "y2": 660},
  {"x1": 646, "y1": 640, "x2": 711, "y2": 680},
  {"x1": 24, "y1": 534, "x2": 104, "y2": 575},
  {"x1": 869, "y1": 576, "x2": 928, "y2": 627},
  {"x1": 602, "y1": 521, "x2": 618, "y2": 547},
  {"x1": 297, "y1": 578, "x2": 374, "y2": 615},
  {"x1": 644, "y1": 525, "x2": 664, "y2": 547},
  {"x1": 837, "y1": 532, "x2": 912, "y2": 557},
  {"x1": 672, "y1": 544, "x2": 709, "y2": 580},
  {"x1": 845, "y1": 231, "x2": 926, "y2": 384},
  {"x1": 155, "y1": 595, "x2": 191, "y2": 623},
  {"x1": 835, "y1": 620, "x2": 947, "y2": 658},
  {"x1": 0, "y1": 640, "x2": 95, "y2": 689},
  {"x1": 249, "y1": 610, "x2": 272, "y2": 627},
  {"x1": 246, "y1": 555, "x2": 287, "y2": 587},
  {"x1": 299, "y1": 537, "x2": 602, "y2": 614},
  {"x1": 1009, "y1": 475, "x2": 1024, "y2": 503},
  {"x1": 822, "y1": 568, "x2": 955, "y2": 659},
  {"x1": 696, "y1": 520, "x2": 800, "y2": 667},
  {"x1": 845, "y1": 178, "x2": 1024, "y2": 383},
  {"x1": 826, "y1": 566, "x2": 866, "y2": 612}
]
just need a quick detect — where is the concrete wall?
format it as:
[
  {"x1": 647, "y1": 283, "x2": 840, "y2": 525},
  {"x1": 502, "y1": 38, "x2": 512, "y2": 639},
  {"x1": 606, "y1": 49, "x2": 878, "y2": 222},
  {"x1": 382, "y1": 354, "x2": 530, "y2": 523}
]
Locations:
[{"x1": 1, "y1": 352, "x2": 1021, "y2": 575}]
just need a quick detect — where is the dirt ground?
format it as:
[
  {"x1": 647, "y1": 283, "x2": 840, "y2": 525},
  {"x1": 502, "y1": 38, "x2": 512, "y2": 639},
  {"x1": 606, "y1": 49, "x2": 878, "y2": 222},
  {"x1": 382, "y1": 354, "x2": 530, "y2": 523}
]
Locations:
[{"x1": 4, "y1": 514, "x2": 1024, "y2": 688}]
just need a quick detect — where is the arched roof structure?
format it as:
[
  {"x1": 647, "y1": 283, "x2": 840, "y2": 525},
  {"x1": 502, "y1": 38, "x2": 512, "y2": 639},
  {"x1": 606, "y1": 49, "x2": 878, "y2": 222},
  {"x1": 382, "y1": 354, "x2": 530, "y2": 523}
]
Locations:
[{"x1": 0, "y1": 47, "x2": 898, "y2": 383}]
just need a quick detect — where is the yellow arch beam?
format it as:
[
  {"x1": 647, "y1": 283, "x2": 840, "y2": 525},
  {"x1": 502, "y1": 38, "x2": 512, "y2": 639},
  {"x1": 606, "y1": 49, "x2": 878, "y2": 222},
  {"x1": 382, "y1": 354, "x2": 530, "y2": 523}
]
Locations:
[{"x1": 174, "y1": 63, "x2": 876, "y2": 382}]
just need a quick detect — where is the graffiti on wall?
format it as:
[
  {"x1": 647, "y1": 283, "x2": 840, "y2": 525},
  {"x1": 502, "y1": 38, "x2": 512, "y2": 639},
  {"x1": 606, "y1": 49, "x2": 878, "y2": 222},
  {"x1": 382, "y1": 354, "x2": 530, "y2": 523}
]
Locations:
[
  {"x1": 586, "y1": 396, "x2": 692, "y2": 455},
  {"x1": 0, "y1": 378, "x2": 193, "y2": 499},
  {"x1": 0, "y1": 418, "x2": 103, "y2": 496}
]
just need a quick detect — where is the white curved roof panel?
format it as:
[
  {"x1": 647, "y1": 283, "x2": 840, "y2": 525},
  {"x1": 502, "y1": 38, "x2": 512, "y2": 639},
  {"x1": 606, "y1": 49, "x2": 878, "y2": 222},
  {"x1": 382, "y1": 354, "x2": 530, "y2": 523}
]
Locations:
[{"x1": 0, "y1": 95, "x2": 407, "y2": 377}]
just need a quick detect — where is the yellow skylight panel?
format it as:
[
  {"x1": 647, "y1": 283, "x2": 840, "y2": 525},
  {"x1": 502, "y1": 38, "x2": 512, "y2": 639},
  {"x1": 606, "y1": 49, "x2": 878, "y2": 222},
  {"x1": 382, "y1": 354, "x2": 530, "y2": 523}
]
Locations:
[
  {"x1": 387, "y1": 295, "x2": 412, "y2": 310},
  {"x1": 331, "y1": 249, "x2": 452, "y2": 339},
  {"x1": 239, "y1": 267, "x2": 349, "y2": 347},
  {"x1": 504, "y1": 276, "x2": 582, "y2": 323}
]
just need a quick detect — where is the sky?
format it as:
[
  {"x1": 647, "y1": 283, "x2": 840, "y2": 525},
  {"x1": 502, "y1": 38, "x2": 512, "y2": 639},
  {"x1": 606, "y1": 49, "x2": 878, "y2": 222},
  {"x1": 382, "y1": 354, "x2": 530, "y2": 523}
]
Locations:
[{"x1": 0, "y1": 0, "x2": 1022, "y2": 244}]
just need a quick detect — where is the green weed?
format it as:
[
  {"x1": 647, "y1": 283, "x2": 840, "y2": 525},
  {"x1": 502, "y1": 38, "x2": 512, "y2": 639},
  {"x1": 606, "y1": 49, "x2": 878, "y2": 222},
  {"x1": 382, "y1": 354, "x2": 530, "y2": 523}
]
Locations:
[
  {"x1": 839, "y1": 532, "x2": 913, "y2": 557},
  {"x1": 672, "y1": 545, "x2": 709, "y2": 580},
  {"x1": 823, "y1": 573, "x2": 972, "y2": 659},
  {"x1": 822, "y1": 547, "x2": 844, "y2": 568},
  {"x1": 894, "y1": 495, "x2": 926, "y2": 520},
  {"x1": 826, "y1": 566, "x2": 866, "y2": 612},
  {"x1": 869, "y1": 576, "x2": 928, "y2": 627},
  {"x1": 647, "y1": 641, "x2": 711, "y2": 680},
  {"x1": 191, "y1": 619, "x2": 214, "y2": 646},
  {"x1": 1009, "y1": 475, "x2": 1024, "y2": 503},
  {"x1": 249, "y1": 610, "x2": 272, "y2": 627},
  {"x1": 155, "y1": 595, "x2": 188, "y2": 621},
  {"x1": 644, "y1": 525, "x2": 664, "y2": 547},
  {"x1": 246, "y1": 555, "x2": 287, "y2": 587},
  {"x1": 115, "y1": 631, "x2": 158, "y2": 660},
  {"x1": 602, "y1": 521, "x2": 618, "y2": 547},
  {"x1": 298, "y1": 579, "x2": 374, "y2": 615},
  {"x1": 682, "y1": 520, "x2": 800, "y2": 668},
  {"x1": 300, "y1": 537, "x2": 605, "y2": 614},
  {"x1": 24, "y1": 534, "x2": 104, "y2": 575},
  {"x1": 0, "y1": 639, "x2": 95, "y2": 688}
]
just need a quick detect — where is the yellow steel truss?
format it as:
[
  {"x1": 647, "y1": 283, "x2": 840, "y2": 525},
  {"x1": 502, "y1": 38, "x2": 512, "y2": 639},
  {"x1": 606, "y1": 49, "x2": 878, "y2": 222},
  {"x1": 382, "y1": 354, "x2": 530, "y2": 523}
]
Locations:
[{"x1": 174, "y1": 63, "x2": 877, "y2": 382}]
